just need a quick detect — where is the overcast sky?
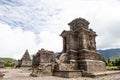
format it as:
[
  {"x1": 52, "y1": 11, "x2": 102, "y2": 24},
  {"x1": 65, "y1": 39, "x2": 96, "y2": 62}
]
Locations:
[{"x1": 0, "y1": 0, "x2": 120, "y2": 59}]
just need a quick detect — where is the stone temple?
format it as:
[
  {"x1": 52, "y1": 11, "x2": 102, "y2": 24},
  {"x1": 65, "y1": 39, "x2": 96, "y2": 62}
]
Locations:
[
  {"x1": 53, "y1": 18, "x2": 106, "y2": 78},
  {"x1": 30, "y1": 17, "x2": 106, "y2": 78},
  {"x1": 16, "y1": 50, "x2": 32, "y2": 68},
  {"x1": 21, "y1": 50, "x2": 31, "y2": 67},
  {"x1": 0, "y1": 60, "x2": 4, "y2": 68}
]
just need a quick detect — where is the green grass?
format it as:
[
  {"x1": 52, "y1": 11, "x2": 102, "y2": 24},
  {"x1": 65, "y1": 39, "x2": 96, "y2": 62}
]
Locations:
[{"x1": 106, "y1": 66, "x2": 118, "y2": 70}]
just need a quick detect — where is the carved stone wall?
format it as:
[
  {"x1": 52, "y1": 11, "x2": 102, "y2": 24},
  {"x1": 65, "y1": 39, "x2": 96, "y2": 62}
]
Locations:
[{"x1": 61, "y1": 22, "x2": 97, "y2": 53}]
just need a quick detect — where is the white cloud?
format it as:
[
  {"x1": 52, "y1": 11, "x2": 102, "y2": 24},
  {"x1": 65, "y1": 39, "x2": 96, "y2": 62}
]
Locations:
[
  {"x1": 0, "y1": 23, "x2": 37, "y2": 59},
  {"x1": 0, "y1": 23, "x2": 63, "y2": 59},
  {"x1": 38, "y1": 31, "x2": 62, "y2": 52},
  {"x1": 0, "y1": 0, "x2": 62, "y2": 33},
  {"x1": 0, "y1": 0, "x2": 120, "y2": 59},
  {"x1": 61, "y1": 0, "x2": 120, "y2": 50}
]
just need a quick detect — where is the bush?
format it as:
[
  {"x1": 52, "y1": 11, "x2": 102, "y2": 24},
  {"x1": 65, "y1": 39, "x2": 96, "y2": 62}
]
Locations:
[{"x1": 4, "y1": 61, "x2": 14, "y2": 67}]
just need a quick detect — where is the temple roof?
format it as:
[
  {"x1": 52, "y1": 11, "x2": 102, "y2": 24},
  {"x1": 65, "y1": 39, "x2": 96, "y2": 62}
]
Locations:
[
  {"x1": 68, "y1": 17, "x2": 90, "y2": 31},
  {"x1": 22, "y1": 49, "x2": 31, "y2": 60},
  {"x1": 37, "y1": 48, "x2": 53, "y2": 55}
]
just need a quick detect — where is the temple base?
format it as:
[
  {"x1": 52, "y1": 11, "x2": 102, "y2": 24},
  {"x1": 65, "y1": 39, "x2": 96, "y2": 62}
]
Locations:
[
  {"x1": 79, "y1": 59, "x2": 106, "y2": 73},
  {"x1": 53, "y1": 70, "x2": 82, "y2": 78}
]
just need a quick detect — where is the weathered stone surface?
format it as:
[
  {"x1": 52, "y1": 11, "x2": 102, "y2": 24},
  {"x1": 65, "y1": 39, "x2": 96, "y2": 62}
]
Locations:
[
  {"x1": 30, "y1": 48, "x2": 53, "y2": 77},
  {"x1": 31, "y1": 63, "x2": 53, "y2": 77},
  {"x1": 0, "y1": 60, "x2": 4, "y2": 68},
  {"x1": 22, "y1": 50, "x2": 31, "y2": 60},
  {"x1": 79, "y1": 60, "x2": 106, "y2": 73},
  {"x1": 78, "y1": 49, "x2": 101, "y2": 60},
  {"x1": 53, "y1": 71, "x2": 82, "y2": 78},
  {"x1": 21, "y1": 50, "x2": 31, "y2": 67},
  {"x1": 16, "y1": 50, "x2": 31, "y2": 68},
  {"x1": 36, "y1": 48, "x2": 53, "y2": 63},
  {"x1": 0, "y1": 72, "x2": 4, "y2": 78},
  {"x1": 54, "y1": 17, "x2": 106, "y2": 78}
]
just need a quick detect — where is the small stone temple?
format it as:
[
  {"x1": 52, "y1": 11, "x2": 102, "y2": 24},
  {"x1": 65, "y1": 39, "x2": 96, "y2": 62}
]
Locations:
[
  {"x1": 53, "y1": 17, "x2": 106, "y2": 78},
  {"x1": 30, "y1": 48, "x2": 53, "y2": 77},
  {"x1": 0, "y1": 60, "x2": 4, "y2": 78},
  {"x1": 0, "y1": 60, "x2": 4, "y2": 68},
  {"x1": 21, "y1": 50, "x2": 31, "y2": 67}
]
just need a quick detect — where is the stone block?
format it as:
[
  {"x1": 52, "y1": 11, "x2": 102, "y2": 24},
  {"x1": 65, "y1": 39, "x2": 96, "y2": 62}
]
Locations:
[
  {"x1": 53, "y1": 71, "x2": 82, "y2": 78},
  {"x1": 79, "y1": 59, "x2": 106, "y2": 73}
]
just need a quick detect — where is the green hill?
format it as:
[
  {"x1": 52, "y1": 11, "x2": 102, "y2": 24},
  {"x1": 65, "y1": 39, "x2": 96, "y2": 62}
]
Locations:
[
  {"x1": 0, "y1": 58, "x2": 16, "y2": 67},
  {"x1": 0, "y1": 58, "x2": 16, "y2": 63}
]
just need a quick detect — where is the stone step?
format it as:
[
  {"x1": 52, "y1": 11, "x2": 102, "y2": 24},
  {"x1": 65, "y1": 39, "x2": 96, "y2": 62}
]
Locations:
[{"x1": 83, "y1": 71, "x2": 120, "y2": 78}]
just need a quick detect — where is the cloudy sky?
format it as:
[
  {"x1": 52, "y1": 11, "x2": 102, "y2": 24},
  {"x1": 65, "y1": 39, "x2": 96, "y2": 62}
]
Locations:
[{"x1": 0, "y1": 0, "x2": 120, "y2": 59}]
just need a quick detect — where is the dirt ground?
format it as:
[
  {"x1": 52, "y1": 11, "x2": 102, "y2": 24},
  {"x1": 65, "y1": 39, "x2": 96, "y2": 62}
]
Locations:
[{"x1": 0, "y1": 68, "x2": 120, "y2": 80}]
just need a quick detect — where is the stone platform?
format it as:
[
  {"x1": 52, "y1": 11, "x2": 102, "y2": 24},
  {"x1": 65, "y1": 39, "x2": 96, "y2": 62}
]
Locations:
[
  {"x1": 30, "y1": 72, "x2": 52, "y2": 77},
  {"x1": 79, "y1": 59, "x2": 106, "y2": 73},
  {"x1": 53, "y1": 70, "x2": 82, "y2": 78},
  {"x1": 82, "y1": 71, "x2": 120, "y2": 78}
]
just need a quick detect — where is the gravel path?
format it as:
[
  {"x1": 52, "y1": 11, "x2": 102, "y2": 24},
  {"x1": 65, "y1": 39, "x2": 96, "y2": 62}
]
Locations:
[{"x1": 0, "y1": 68, "x2": 120, "y2": 80}]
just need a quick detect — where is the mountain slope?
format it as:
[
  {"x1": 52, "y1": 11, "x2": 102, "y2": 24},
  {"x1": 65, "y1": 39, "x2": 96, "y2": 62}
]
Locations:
[{"x1": 98, "y1": 48, "x2": 120, "y2": 59}]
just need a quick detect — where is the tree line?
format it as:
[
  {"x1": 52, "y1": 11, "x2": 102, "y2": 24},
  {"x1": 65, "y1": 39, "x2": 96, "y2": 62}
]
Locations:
[{"x1": 103, "y1": 58, "x2": 120, "y2": 67}]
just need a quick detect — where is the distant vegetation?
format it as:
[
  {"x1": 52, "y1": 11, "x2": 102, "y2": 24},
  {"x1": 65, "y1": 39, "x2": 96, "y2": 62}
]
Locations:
[
  {"x1": 99, "y1": 48, "x2": 120, "y2": 69},
  {"x1": 0, "y1": 58, "x2": 16, "y2": 67},
  {"x1": 103, "y1": 58, "x2": 120, "y2": 67}
]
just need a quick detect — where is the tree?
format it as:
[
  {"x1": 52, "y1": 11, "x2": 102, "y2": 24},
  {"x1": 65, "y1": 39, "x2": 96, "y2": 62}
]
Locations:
[
  {"x1": 118, "y1": 58, "x2": 120, "y2": 66},
  {"x1": 107, "y1": 58, "x2": 111, "y2": 66},
  {"x1": 112, "y1": 61, "x2": 115, "y2": 66},
  {"x1": 115, "y1": 59, "x2": 118, "y2": 66},
  {"x1": 102, "y1": 58, "x2": 107, "y2": 66},
  {"x1": 108, "y1": 58, "x2": 111, "y2": 63}
]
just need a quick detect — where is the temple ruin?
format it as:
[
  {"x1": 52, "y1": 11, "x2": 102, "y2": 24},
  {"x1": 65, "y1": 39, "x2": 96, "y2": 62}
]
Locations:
[
  {"x1": 30, "y1": 17, "x2": 106, "y2": 78},
  {"x1": 0, "y1": 60, "x2": 5, "y2": 78},
  {"x1": 53, "y1": 17, "x2": 106, "y2": 78},
  {"x1": 0, "y1": 60, "x2": 4, "y2": 68},
  {"x1": 30, "y1": 48, "x2": 53, "y2": 77},
  {"x1": 21, "y1": 49, "x2": 31, "y2": 67},
  {"x1": 16, "y1": 50, "x2": 31, "y2": 68}
]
